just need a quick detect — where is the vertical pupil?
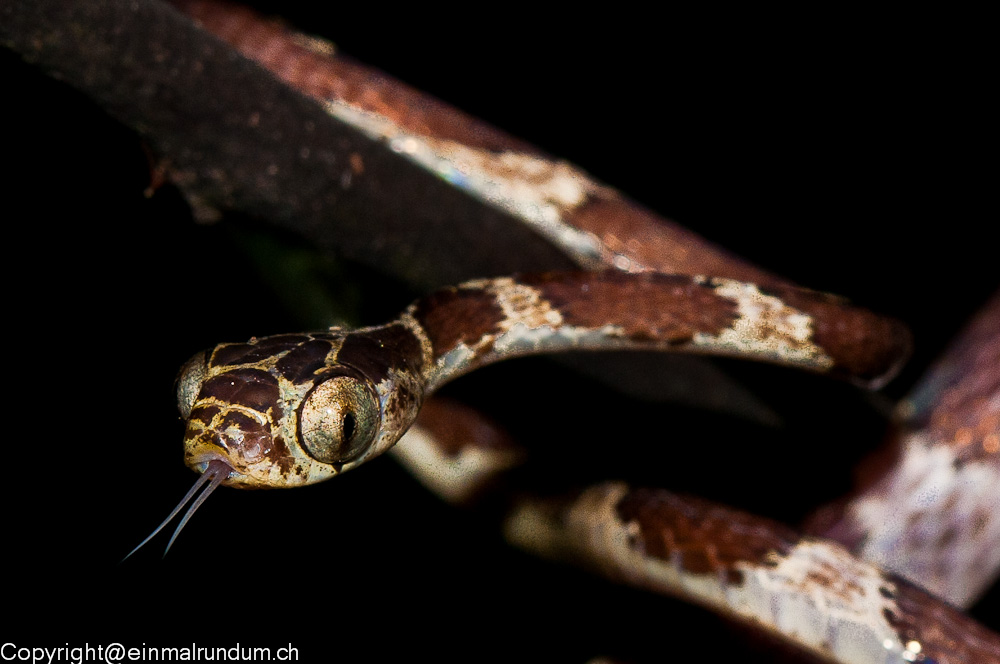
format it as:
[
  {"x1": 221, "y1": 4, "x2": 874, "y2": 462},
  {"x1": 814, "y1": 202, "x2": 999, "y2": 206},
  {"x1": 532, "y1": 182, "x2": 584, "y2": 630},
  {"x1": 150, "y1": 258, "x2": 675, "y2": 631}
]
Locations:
[{"x1": 342, "y1": 411, "x2": 356, "y2": 441}]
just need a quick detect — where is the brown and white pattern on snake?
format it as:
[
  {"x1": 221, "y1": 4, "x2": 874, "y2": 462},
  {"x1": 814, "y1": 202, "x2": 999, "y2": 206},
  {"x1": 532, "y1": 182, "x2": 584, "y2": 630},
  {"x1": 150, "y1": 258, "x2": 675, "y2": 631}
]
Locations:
[
  {"x1": 390, "y1": 423, "x2": 523, "y2": 503},
  {"x1": 691, "y1": 277, "x2": 835, "y2": 372},
  {"x1": 505, "y1": 483, "x2": 1000, "y2": 664},
  {"x1": 176, "y1": 0, "x2": 644, "y2": 272},
  {"x1": 415, "y1": 275, "x2": 837, "y2": 392},
  {"x1": 388, "y1": 396, "x2": 526, "y2": 504},
  {"x1": 325, "y1": 101, "x2": 613, "y2": 269},
  {"x1": 819, "y1": 291, "x2": 1000, "y2": 607},
  {"x1": 845, "y1": 436, "x2": 1000, "y2": 609}
]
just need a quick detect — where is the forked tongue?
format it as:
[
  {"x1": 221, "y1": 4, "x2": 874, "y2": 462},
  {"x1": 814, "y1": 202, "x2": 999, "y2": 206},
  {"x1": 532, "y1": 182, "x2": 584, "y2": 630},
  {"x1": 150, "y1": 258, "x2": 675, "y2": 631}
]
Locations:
[{"x1": 123, "y1": 459, "x2": 232, "y2": 560}]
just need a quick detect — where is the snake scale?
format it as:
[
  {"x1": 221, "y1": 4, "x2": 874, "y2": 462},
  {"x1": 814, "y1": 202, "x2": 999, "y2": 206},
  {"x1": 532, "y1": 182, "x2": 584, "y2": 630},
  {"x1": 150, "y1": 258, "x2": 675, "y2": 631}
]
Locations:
[{"x1": 4, "y1": 1, "x2": 996, "y2": 661}]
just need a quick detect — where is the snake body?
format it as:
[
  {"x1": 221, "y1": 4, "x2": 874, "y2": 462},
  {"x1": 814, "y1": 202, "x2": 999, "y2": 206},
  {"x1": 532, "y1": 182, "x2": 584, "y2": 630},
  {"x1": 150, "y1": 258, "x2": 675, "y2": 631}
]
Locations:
[{"x1": 507, "y1": 484, "x2": 1000, "y2": 664}]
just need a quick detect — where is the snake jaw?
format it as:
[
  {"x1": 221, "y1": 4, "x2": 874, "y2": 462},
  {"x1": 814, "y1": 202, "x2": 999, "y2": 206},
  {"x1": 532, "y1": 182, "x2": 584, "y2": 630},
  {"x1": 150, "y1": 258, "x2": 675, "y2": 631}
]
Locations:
[{"x1": 186, "y1": 446, "x2": 244, "y2": 482}]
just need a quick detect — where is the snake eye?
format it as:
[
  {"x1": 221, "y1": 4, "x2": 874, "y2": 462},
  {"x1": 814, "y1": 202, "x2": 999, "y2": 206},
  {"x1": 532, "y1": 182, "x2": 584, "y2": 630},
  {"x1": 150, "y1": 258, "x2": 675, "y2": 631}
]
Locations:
[
  {"x1": 298, "y1": 375, "x2": 379, "y2": 465},
  {"x1": 176, "y1": 350, "x2": 209, "y2": 419}
]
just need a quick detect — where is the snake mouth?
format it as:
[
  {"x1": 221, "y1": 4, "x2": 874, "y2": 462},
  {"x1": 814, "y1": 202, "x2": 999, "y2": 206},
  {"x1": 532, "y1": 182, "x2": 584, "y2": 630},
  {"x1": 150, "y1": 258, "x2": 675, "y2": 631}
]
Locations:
[
  {"x1": 187, "y1": 447, "x2": 244, "y2": 482},
  {"x1": 184, "y1": 441, "x2": 295, "y2": 488}
]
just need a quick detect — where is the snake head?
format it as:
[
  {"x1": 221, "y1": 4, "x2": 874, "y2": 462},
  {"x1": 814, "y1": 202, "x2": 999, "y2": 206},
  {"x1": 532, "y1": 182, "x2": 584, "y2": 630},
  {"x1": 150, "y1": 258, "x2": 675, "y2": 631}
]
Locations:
[
  {"x1": 127, "y1": 328, "x2": 425, "y2": 558},
  {"x1": 176, "y1": 329, "x2": 425, "y2": 488}
]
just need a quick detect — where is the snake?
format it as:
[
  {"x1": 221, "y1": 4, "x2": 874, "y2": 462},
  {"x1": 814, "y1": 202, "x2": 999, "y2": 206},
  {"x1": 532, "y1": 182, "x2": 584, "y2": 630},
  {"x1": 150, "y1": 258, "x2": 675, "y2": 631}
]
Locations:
[{"x1": 8, "y1": 1, "x2": 993, "y2": 660}]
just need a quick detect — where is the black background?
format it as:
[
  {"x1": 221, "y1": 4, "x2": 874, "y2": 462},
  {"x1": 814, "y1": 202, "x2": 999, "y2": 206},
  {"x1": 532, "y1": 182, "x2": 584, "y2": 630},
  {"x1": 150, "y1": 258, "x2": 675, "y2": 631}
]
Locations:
[{"x1": 3, "y1": 3, "x2": 995, "y2": 662}]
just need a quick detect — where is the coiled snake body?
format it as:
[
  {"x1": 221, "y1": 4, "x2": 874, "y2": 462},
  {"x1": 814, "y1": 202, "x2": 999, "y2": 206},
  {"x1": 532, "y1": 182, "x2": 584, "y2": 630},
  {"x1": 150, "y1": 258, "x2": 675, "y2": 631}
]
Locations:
[{"x1": 10, "y1": 0, "x2": 990, "y2": 660}]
